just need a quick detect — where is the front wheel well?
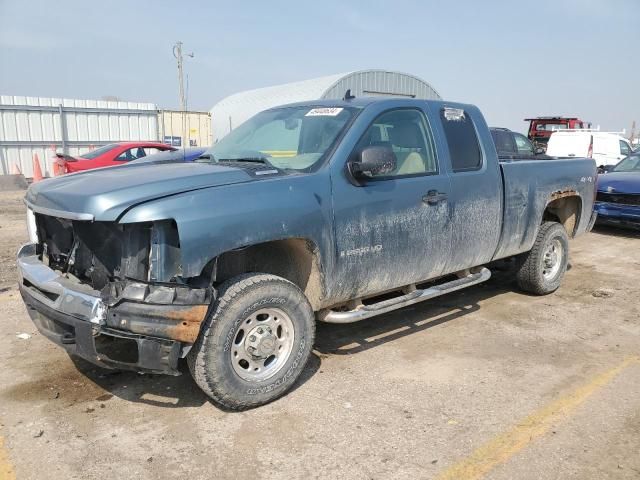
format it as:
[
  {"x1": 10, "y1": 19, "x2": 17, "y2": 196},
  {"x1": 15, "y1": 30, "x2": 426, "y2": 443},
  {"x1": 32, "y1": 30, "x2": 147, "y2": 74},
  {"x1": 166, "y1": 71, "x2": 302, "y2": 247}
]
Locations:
[{"x1": 210, "y1": 239, "x2": 325, "y2": 311}]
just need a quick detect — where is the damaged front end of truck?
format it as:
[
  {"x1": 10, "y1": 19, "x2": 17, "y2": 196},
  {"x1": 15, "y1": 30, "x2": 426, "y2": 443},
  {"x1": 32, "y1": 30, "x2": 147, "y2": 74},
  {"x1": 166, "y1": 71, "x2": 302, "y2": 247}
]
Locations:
[{"x1": 18, "y1": 209, "x2": 213, "y2": 375}]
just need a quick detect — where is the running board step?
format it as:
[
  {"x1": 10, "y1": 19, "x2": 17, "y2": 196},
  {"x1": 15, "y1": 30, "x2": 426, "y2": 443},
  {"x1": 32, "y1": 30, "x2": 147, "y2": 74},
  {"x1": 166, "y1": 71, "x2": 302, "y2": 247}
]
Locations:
[{"x1": 319, "y1": 268, "x2": 491, "y2": 324}]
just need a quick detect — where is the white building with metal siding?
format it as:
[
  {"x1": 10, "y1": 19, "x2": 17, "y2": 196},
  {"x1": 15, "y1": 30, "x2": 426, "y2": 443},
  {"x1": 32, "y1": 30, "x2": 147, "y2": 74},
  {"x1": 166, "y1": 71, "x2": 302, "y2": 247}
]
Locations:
[
  {"x1": 210, "y1": 70, "x2": 441, "y2": 142},
  {"x1": 0, "y1": 96, "x2": 159, "y2": 177}
]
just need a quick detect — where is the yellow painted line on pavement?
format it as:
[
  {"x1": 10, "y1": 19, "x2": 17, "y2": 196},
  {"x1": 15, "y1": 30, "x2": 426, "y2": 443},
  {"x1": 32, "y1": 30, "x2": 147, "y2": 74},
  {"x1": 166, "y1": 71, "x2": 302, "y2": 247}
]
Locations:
[
  {"x1": 0, "y1": 436, "x2": 15, "y2": 480},
  {"x1": 436, "y1": 355, "x2": 640, "y2": 480}
]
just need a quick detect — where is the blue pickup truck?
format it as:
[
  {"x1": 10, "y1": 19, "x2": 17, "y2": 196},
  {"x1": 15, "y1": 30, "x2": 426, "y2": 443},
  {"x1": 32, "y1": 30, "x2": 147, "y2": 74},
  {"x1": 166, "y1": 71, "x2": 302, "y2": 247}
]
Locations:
[{"x1": 18, "y1": 98, "x2": 597, "y2": 409}]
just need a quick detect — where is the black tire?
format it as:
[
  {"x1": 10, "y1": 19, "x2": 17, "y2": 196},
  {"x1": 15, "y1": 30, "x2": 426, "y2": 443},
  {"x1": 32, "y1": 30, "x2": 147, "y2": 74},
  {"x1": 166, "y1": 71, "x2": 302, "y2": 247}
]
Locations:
[
  {"x1": 187, "y1": 273, "x2": 315, "y2": 410},
  {"x1": 516, "y1": 221, "x2": 569, "y2": 295}
]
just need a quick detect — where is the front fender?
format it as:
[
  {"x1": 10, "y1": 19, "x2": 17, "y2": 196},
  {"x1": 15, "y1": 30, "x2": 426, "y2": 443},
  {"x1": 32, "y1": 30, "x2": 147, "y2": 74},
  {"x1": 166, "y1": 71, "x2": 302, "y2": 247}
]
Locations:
[{"x1": 118, "y1": 173, "x2": 335, "y2": 280}]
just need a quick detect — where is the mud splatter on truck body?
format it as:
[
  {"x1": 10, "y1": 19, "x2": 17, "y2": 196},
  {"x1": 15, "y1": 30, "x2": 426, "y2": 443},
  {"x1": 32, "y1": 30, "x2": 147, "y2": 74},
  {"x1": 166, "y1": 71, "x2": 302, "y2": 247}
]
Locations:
[{"x1": 17, "y1": 97, "x2": 597, "y2": 380}]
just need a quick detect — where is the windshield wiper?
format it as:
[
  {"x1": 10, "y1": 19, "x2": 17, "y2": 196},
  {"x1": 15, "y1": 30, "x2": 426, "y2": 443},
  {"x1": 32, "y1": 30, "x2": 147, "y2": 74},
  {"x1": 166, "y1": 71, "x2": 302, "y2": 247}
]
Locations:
[
  {"x1": 218, "y1": 157, "x2": 281, "y2": 170},
  {"x1": 218, "y1": 157, "x2": 270, "y2": 164},
  {"x1": 197, "y1": 154, "x2": 281, "y2": 170}
]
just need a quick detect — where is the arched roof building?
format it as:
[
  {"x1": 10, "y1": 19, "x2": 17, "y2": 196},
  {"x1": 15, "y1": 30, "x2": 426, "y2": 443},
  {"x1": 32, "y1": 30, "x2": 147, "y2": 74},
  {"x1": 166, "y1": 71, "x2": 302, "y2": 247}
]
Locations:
[{"x1": 210, "y1": 70, "x2": 441, "y2": 141}]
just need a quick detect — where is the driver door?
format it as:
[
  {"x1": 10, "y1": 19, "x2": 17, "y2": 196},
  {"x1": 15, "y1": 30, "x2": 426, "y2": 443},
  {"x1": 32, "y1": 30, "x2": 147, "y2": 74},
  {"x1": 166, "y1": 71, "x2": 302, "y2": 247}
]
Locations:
[{"x1": 330, "y1": 107, "x2": 452, "y2": 302}]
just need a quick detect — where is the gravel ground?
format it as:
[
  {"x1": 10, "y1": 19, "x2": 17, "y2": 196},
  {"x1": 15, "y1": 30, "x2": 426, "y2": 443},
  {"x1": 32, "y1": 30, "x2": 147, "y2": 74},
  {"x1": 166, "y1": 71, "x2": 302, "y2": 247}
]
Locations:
[{"x1": 0, "y1": 188, "x2": 638, "y2": 480}]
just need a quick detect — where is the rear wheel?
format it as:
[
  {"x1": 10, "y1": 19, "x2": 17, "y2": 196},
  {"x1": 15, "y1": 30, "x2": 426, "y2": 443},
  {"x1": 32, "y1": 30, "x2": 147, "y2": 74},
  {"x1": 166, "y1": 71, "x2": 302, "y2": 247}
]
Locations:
[
  {"x1": 516, "y1": 222, "x2": 569, "y2": 295},
  {"x1": 188, "y1": 273, "x2": 315, "y2": 410}
]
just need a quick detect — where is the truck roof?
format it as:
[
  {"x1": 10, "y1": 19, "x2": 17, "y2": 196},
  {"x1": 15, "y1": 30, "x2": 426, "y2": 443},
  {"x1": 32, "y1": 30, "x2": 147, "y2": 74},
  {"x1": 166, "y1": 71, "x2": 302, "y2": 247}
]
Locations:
[
  {"x1": 265, "y1": 97, "x2": 471, "y2": 111},
  {"x1": 524, "y1": 117, "x2": 581, "y2": 121},
  {"x1": 550, "y1": 130, "x2": 627, "y2": 139}
]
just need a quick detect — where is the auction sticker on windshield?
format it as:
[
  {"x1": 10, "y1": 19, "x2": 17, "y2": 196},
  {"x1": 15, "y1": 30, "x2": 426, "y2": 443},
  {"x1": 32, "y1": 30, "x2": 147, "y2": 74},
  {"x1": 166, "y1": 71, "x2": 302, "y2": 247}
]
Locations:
[{"x1": 305, "y1": 108, "x2": 344, "y2": 117}]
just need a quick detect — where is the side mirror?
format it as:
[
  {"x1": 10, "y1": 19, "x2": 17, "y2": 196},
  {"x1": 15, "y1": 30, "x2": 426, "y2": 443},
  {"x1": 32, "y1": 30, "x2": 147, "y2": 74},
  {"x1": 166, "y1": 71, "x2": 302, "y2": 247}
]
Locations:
[
  {"x1": 348, "y1": 145, "x2": 396, "y2": 182},
  {"x1": 534, "y1": 147, "x2": 545, "y2": 155}
]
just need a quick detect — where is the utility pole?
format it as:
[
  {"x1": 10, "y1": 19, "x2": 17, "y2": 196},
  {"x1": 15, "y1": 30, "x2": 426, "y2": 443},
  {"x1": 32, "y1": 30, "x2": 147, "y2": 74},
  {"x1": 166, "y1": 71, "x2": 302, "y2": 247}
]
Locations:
[{"x1": 173, "y1": 41, "x2": 194, "y2": 146}]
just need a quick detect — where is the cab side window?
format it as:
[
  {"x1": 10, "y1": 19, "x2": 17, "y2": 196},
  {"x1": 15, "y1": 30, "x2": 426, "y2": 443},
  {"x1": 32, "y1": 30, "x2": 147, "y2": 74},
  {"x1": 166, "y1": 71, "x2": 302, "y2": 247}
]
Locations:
[
  {"x1": 440, "y1": 108, "x2": 482, "y2": 172},
  {"x1": 355, "y1": 109, "x2": 437, "y2": 178},
  {"x1": 143, "y1": 147, "x2": 167, "y2": 156},
  {"x1": 514, "y1": 133, "x2": 534, "y2": 155},
  {"x1": 115, "y1": 148, "x2": 145, "y2": 161},
  {"x1": 620, "y1": 140, "x2": 631, "y2": 156},
  {"x1": 491, "y1": 130, "x2": 516, "y2": 154}
]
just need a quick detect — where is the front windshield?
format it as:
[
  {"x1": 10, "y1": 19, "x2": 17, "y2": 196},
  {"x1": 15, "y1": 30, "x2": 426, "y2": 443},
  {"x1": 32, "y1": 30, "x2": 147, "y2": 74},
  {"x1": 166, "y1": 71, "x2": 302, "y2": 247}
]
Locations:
[
  {"x1": 79, "y1": 144, "x2": 119, "y2": 160},
  {"x1": 613, "y1": 154, "x2": 640, "y2": 172},
  {"x1": 202, "y1": 106, "x2": 356, "y2": 171}
]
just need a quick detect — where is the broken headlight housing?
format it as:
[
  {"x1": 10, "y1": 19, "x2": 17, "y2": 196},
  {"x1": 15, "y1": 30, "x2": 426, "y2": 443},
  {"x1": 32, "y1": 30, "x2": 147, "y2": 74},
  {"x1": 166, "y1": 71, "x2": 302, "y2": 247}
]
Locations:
[
  {"x1": 26, "y1": 208, "x2": 38, "y2": 244},
  {"x1": 148, "y1": 220, "x2": 183, "y2": 283}
]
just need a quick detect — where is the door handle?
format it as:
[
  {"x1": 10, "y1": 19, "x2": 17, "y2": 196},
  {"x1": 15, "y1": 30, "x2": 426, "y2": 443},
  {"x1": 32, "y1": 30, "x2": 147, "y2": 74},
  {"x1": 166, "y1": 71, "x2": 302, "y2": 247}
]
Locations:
[{"x1": 422, "y1": 190, "x2": 448, "y2": 205}]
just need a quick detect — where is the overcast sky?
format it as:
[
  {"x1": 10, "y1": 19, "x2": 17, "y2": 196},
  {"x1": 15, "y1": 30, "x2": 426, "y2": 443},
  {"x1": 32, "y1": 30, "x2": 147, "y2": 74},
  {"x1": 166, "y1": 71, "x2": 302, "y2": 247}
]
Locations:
[{"x1": 1, "y1": 0, "x2": 638, "y2": 133}]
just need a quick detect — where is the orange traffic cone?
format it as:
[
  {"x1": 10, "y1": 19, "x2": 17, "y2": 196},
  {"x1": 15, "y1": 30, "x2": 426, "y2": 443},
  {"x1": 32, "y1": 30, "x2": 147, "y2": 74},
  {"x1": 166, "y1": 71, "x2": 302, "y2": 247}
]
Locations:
[
  {"x1": 49, "y1": 145, "x2": 60, "y2": 176},
  {"x1": 10, "y1": 163, "x2": 22, "y2": 175},
  {"x1": 32, "y1": 153, "x2": 44, "y2": 182}
]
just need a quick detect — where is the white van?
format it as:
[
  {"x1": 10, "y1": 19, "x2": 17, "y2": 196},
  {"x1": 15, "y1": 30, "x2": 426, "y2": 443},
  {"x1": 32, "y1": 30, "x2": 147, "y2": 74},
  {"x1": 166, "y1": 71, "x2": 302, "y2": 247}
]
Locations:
[{"x1": 546, "y1": 131, "x2": 632, "y2": 167}]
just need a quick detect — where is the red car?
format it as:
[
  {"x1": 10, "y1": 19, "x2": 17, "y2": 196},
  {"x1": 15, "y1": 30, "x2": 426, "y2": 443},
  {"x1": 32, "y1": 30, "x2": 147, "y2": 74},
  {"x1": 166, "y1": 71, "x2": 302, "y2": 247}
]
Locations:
[{"x1": 56, "y1": 142, "x2": 176, "y2": 173}]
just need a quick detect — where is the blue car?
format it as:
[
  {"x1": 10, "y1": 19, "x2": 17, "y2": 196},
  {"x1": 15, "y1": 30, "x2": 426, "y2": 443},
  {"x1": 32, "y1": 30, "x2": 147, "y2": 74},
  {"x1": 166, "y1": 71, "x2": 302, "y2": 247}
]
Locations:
[
  {"x1": 595, "y1": 153, "x2": 640, "y2": 229},
  {"x1": 130, "y1": 146, "x2": 208, "y2": 164}
]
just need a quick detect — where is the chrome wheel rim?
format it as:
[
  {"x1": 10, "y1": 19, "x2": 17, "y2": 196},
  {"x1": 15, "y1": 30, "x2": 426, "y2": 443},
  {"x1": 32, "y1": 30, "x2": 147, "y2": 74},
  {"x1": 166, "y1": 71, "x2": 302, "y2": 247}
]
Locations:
[
  {"x1": 542, "y1": 238, "x2": 563, "y2": 280},
  {"x1": 230, "y1": 308, "x2": 295, "y2": 382}
]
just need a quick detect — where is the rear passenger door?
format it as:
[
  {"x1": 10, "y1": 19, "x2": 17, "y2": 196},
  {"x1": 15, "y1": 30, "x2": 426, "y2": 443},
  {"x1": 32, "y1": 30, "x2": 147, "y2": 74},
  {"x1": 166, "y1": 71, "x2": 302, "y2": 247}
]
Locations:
[{"x1": 431, "y1": 105, "x2": 503, "y2": 273}]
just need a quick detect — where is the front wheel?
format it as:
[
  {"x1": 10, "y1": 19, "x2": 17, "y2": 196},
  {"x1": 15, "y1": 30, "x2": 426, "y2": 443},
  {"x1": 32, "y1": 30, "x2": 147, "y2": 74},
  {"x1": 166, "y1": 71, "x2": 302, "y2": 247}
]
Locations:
[
  {"x1": 188, "y1": 273, "x2": 315, "y2": 410},
  {"x1": 516, "y1": 221, "x2": 569, "y2": 295}
]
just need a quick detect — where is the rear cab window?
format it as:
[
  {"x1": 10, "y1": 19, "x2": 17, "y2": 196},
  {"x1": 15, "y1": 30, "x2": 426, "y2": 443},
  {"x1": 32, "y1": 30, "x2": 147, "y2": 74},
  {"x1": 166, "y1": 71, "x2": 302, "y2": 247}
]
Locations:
[{"x1": 440, "y1": 107, "x2": 482, "y2": 171}]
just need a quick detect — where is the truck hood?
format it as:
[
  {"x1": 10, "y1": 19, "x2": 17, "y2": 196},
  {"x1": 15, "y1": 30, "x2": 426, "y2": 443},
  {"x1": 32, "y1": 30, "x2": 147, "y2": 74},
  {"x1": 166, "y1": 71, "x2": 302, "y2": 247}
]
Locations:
[
  {"x1": 25, "y1": 161, "x2": 256, "y2": 221},
  {"x1": 597, "y1": 172, "x2": 640, "y2": 195}
]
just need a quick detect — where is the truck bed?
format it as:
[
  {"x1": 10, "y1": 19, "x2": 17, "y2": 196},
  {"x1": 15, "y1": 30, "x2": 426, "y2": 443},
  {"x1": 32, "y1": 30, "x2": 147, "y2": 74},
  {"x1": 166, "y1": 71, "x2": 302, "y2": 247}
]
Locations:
[{"x1": 494, "y1": 157, "x2": 597, "y2": 260}]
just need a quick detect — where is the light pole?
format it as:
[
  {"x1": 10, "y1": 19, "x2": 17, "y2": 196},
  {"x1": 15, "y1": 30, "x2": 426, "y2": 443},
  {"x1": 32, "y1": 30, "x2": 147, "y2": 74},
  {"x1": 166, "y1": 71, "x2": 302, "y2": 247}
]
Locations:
[{"x1": 173, "y1": 41, "x2": 194, "y2": 145}]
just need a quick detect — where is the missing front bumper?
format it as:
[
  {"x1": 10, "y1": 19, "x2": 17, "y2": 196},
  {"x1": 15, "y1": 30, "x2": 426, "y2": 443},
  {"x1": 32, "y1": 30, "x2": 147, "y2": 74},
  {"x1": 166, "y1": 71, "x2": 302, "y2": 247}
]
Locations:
[
  {"x1": 17, "y1": 243, "x2": 210, "y2": 375},
  {"x1": 21, "y1": 289, "x2": 182, "y2": 374}
]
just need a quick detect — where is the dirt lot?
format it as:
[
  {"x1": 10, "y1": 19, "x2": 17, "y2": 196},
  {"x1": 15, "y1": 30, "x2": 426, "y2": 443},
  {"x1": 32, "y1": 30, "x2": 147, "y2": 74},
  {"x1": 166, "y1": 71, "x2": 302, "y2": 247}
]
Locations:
[{"x1": 0, "y1": 188, "x2": 638, "y2": 480}]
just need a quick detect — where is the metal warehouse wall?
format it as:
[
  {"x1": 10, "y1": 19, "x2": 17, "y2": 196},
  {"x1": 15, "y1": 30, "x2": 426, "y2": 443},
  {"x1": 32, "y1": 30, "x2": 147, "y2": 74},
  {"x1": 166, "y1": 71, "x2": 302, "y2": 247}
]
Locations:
[
  {"x1": 160, "y1": 110, "x2": 212, "y2": 148},
  {"x1": 0, "y1": 96, "x2": 159, "y2": 177}
]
